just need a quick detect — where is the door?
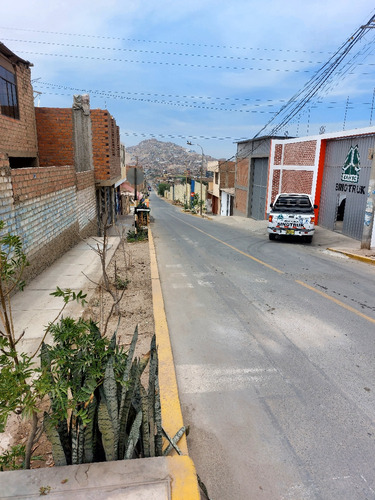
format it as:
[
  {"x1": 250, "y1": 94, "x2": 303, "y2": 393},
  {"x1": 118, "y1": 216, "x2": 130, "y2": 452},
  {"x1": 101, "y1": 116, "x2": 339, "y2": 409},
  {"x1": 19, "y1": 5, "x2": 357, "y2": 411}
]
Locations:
[{"x1": 250, "y1": 157, "x2": 268, "y2": 220}]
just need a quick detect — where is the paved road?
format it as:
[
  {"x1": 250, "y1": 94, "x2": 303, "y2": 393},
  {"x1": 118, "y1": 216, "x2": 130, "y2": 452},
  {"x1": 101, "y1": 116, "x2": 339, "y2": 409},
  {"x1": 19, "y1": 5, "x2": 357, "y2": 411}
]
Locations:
[{"x1": 150, "y1": 193, "x2": 375, "y2": 500}]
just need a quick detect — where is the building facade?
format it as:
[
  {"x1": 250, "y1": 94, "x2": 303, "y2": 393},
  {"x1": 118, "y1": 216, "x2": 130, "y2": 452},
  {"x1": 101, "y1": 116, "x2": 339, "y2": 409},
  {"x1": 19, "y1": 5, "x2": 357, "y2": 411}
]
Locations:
[
  {"x1": 235, "y1": 136, "x2": 285, "y2": 219},
  {"x1": 1, "y1": 42, "x2": 98, "y2": 282},
  {"x1": 268, "y1": 127, "x2": 375, "y2": 245}
]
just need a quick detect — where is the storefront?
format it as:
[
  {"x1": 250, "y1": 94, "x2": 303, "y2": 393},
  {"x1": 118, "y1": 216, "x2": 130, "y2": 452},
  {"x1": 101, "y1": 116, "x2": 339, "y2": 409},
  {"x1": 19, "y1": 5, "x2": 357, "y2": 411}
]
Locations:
[{"x1": 268, "y1": 127, "x2": 375, "y2": 244}]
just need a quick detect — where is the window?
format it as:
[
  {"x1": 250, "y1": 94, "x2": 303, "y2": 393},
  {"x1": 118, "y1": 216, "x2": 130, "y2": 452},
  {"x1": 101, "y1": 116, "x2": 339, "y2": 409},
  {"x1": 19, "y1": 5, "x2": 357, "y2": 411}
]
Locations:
[
  {"x1": 214, "y1": 172, "x2": 219, "y2": 184},
  {"x1": 0, "y1": 65, "x2": 19, "y2": 119}
]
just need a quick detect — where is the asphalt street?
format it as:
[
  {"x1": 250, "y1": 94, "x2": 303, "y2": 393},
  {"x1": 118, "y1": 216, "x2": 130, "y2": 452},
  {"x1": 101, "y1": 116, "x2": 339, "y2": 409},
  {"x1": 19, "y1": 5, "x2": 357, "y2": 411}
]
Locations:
[{"x1": 150, "y1": 192, "x2": 375, "y2": 500}]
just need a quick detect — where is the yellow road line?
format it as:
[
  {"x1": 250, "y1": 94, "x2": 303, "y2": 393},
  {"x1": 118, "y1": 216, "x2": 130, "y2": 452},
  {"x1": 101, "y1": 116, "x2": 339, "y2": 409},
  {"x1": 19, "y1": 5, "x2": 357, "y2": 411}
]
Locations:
[
  {"x1": 295, "y1": 280, "x2": 375, "y2": 325},
  {"x1": 170, "y1": 213, "x2": 284, "y2": 275},
  {"x1": 148, "y1": 228, "x2": 189, "y2": 456},
  {"x1": 171, "y1": 212, "x2": 375, "y2": 325}
]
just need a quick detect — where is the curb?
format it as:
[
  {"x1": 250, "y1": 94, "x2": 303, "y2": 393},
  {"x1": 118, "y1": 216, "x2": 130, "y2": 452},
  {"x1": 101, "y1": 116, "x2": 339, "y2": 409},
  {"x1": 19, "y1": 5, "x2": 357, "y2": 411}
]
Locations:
[
  {"x1": 327, "y1": 247, "x2": 375, "y2": 265},
  {"x1": 148, "y1": 228, "x2": 200, "y2": 499}
]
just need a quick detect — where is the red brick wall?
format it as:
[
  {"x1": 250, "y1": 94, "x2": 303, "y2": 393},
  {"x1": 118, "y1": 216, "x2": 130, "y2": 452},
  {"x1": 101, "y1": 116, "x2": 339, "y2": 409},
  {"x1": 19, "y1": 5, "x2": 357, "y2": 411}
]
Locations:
[
  {"x1": 11, "y1": 166, "x2": 76, "y2": 203},
  {"x1": 274, "y1": 144, "x2": 283, "y2": 165},
  {"x1": 236, "y1": 158, "x2": 249, "y2": 187},
  {"x1": 235, "y1": 188, "x2": 247, "y2": 214},
  {"x1": 281, "y1": 170, "x2": 314, "y2": 194},
  {"x1": 271, "y1": 169, "x2": 281, "y2": 203},
  {"x1": 35, "y1": 108, "x2": 74, "y2": 167},
  {"x1": 91, "y1": 110, "x2": 121, "y2": 181},
  {"x1": 284, "y1": 141, "x2": 317, "y2": 166},
  {"x1": 77, "y1": 170, "x2": 95, "y2": 191},
  {"x1": 0, "y1": 63, "x2": 38, "y2": 157},
  {"x1": 219, "y1": 161, "x2": 235, "y2": 189}
]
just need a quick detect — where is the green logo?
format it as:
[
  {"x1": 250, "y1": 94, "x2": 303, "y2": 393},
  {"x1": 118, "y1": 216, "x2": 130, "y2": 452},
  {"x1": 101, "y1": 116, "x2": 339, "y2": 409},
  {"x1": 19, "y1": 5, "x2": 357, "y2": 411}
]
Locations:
[{"x1": 341, "y1": 145, "x2": 360, "y2": 183}]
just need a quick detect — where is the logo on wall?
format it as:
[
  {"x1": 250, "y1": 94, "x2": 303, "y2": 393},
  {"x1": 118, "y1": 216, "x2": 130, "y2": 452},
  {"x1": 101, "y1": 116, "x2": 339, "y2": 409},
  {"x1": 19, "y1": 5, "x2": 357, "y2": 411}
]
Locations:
[{"x1": 341, "y1": 145, "x2": 360, "y2": 183}]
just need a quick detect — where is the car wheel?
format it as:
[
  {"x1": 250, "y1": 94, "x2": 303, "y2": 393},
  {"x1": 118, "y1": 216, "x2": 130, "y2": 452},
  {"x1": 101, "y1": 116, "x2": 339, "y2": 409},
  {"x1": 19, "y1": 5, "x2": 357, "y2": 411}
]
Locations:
[
  {"x1": 305, "y1": 235, "x2": 313, "y2": 243},
  {"x1": 269, "y1": 233, "x2": 276, "y2": 240}
]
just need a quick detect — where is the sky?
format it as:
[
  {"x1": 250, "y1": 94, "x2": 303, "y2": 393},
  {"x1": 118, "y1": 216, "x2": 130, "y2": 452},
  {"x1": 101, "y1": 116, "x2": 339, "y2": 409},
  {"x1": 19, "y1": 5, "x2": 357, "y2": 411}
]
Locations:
[{"x1": 2, "y1": 1, "x2": 375, "y2": 160}]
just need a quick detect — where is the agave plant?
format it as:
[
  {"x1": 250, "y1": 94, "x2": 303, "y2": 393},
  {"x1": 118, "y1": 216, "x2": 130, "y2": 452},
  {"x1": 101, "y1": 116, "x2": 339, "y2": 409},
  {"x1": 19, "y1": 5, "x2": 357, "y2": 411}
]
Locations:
[{"x1": 41, "y1": 320, "x2": 165, "y2": 464}]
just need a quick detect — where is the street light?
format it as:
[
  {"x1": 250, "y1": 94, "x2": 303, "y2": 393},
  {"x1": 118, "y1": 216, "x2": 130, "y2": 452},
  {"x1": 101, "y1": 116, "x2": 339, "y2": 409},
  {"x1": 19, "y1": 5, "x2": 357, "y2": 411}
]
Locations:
[{"x1": 187, "y1": 141, "x2": 204, "y2": 216}]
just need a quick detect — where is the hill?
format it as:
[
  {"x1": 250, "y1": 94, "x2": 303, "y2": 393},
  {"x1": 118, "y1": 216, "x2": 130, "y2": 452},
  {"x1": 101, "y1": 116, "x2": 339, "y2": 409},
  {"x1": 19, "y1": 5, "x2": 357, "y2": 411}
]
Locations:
[{"x1": 125, "y1": 139, "x2": 217, "y2": 175}]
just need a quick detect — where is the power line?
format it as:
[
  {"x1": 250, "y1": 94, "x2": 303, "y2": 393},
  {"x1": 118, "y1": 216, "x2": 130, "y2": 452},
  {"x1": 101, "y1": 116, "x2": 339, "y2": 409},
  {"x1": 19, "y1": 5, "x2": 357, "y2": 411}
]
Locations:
[
  {"x1": 253, "y1": 14, "x2": 375, "y2": 139},
  {"x1": 0, "y1": 26, "x2": 332, "y2": 55},
  {"x1": 14, "y1": 49, "x2": 321, "y2": 73},
  {"x1": 34, "y1": 81, "x2": 375, "y2": 112},
  {"x1": 1, "y1": 38, "x2": 326, "y2": 65}
]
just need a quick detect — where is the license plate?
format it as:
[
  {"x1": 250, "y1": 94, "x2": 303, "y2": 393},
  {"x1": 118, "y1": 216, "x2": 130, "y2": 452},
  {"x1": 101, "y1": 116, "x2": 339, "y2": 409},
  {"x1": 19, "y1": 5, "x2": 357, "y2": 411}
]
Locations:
[{"x1": 286, "y1": 229, "x2": 295, "y2": 235}]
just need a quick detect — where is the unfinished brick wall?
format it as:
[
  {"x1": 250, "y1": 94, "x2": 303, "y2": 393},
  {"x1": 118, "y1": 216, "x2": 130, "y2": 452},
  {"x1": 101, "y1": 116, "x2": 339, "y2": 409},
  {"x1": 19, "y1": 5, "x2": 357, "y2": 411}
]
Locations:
[
  {"x1": 235, "y1": 188, "x2": 247, "y2": 214},
  {"x1": 91, "y1": 110, "x2": 121, "y2": 182},
  {"x1": 235, "y1": 158, "x2": 249, "y2": 187},
  {"x1": 0, "y1": 63, "x2": 38, "y2": 158},
  {"x1": 11, "y1": 166, "x2": 76, "y2": 202},
  {"x1": 219, "y1": 161, "x2": 235, "y2": 189},
  {"x1": 35, "y1": 108, "x2": 74, "y2": 167}
]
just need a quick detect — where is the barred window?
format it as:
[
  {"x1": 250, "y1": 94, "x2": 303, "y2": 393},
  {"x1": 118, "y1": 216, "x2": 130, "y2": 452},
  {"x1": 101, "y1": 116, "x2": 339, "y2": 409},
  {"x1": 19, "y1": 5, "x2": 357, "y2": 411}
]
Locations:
[{"x1": 0, "y1": 65, "x2": 19, "y2": 119}]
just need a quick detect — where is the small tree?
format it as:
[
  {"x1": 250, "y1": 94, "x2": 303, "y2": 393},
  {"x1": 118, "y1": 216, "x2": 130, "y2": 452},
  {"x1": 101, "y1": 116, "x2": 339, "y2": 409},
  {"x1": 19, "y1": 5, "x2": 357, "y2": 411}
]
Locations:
[{"x1": 157, "y1": 182, "x2": 169, "y2": 197}]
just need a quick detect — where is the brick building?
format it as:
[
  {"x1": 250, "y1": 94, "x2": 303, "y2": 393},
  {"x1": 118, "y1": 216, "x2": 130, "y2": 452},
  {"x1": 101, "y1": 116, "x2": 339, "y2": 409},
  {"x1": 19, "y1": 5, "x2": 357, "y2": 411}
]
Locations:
[
  {"x1": 268, "y1": 128, "x2": 375, "y2": 245},
  {"x1": 207, "y1": 160, "x2": 235, "y2": 215},
  {"x1": 0, "y1": 43, "x2": 96, "y2": 282},
  {"x1": 235, "y1": 136, "x2": 285, "y2": 219},
  {"x1": 35, "y1": 103, "x2": 123, "y2": 231}
]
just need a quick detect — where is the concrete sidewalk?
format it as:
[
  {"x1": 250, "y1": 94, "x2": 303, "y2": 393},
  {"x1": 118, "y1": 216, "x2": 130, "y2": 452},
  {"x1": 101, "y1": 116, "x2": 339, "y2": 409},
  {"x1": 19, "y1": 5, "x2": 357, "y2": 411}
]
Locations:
[
  {"x1": 0, "y1": 219, "x2": 200, "y2": 500},
  {"x1": 208, "y1": 213, "x2": 375, "y2": 265}
]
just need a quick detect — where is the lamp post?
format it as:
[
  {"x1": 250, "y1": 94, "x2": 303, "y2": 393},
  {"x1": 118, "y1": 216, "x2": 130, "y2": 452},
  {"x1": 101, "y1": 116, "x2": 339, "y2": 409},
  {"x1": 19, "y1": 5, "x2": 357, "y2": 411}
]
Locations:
[{"x1": 187, "y1": 141, "x2": 204, "y2": 216}]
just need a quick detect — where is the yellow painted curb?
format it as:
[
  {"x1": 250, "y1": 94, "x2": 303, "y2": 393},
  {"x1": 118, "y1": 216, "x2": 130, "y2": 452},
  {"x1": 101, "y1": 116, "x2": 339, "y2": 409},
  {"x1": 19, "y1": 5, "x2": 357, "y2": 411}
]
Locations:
[
  {"x1": 148, "y1": 228, "x2": 188, "y2": 457},
  {"x1": 167, "y1": 456, "x2": 201, "y2": 499},
  {"x1": 327, "y1": 247, "x2": 375, "y2": 265}
]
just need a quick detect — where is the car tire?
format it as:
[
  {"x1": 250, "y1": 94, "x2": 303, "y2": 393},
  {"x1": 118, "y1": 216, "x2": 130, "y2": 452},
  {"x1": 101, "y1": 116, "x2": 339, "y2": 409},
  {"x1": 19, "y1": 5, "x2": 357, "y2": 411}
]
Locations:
[
  {"x1": 269, "y1": 233, "x2": 276, "y2": 240},
  {"x1": 305, "y1": 235, "x2": 313, "y2": 243}
]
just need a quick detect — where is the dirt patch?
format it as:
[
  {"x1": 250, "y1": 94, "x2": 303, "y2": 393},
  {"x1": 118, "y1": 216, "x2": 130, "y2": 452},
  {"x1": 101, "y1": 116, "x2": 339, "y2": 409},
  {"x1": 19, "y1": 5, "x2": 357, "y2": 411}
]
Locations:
[{"x1": 1, "y1": 238, "x2": 154, "y2": 469}]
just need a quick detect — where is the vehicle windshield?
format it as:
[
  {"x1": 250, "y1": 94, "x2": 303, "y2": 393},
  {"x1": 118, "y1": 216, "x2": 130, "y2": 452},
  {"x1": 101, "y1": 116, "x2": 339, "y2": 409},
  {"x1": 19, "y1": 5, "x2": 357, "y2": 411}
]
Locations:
[{"x1": 272, "y1": 195, "x2": 314, "y2": 213}]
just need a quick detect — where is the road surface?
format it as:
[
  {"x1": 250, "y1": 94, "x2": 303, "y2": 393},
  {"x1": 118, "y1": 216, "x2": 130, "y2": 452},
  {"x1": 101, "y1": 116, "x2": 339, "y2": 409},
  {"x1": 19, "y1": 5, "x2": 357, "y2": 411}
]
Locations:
[{"x1": 151, "y1": 193, "x2": 375, "y2": 500}]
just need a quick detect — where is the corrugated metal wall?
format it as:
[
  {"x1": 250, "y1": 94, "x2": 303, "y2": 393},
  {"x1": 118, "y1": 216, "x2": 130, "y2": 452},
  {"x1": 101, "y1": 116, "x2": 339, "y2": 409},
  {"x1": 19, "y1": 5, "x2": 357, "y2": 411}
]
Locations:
[
  {"x1": 319, "y1": 136, "x2": 373, "y2": 240},
  {"x1": 250, "y1": 157, "x2": 268, "y2": 219}
]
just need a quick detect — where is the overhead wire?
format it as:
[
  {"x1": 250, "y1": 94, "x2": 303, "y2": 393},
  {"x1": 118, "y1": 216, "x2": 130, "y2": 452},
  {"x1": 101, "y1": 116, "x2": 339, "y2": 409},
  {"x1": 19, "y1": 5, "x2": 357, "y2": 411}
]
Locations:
[
  {"x1": 0, "y1": 38, "x2": 326, "y2": 65},
  {"x1": 253, "y1": 14, "x2": 375, "y2": 140},
  {"x1": 0, "y1": 26, "x2": 332, "y2": 55}
]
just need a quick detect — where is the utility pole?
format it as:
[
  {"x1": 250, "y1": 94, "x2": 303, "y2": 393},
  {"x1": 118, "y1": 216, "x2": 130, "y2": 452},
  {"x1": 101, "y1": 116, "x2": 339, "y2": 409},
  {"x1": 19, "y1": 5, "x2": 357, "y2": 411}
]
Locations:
[
  {"x1": 187, "y1": 141, "x2": 204, "y2": 216},
  {"x1": 361, "y1": 147, "x2": 375, "y2": 249}
]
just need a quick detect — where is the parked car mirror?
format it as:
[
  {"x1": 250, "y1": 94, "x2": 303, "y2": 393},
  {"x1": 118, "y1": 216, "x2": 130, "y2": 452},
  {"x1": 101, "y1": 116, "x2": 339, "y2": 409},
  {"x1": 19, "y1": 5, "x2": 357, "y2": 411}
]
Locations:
[{"x1": 314, "y1": 204, "x2": 318, "y2": 209}]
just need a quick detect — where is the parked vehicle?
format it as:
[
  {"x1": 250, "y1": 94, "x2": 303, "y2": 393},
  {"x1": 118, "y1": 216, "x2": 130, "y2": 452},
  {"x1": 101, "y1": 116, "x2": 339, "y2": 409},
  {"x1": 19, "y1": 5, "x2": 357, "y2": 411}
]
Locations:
[{"x1": 267, "y1": 193, "x2": 317, "y2": 243}]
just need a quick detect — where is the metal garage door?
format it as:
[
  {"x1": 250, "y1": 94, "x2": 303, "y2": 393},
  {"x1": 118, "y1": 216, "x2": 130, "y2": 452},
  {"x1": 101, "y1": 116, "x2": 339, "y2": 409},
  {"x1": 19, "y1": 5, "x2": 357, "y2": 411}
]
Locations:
[
  {"x1": 319, "y1": 137, "x2": 372, "y2": 240},
  {"x1": 250, "y1": 157, "x2": 268, "y2": 220}
]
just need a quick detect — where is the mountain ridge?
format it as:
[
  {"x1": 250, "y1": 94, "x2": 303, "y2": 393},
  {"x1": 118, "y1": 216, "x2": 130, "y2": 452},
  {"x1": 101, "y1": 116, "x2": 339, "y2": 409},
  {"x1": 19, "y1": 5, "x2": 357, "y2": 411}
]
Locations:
[{"x1": 125, "y1": 139, "x2": 217, "y2": 173}]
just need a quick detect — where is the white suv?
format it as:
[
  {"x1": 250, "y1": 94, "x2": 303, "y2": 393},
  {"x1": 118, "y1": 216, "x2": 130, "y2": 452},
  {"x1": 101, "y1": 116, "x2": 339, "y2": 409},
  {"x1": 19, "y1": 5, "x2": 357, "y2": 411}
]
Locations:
[{"x1": 267, "y1": 193, "x2": 317, "y2": 243}]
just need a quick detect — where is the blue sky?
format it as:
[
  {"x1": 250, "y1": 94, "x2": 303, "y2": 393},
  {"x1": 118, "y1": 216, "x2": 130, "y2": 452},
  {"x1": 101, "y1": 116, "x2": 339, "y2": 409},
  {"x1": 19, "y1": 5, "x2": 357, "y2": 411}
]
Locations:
[{"x1": 2, "y1": 1, "x2": 375, "y2": 160}]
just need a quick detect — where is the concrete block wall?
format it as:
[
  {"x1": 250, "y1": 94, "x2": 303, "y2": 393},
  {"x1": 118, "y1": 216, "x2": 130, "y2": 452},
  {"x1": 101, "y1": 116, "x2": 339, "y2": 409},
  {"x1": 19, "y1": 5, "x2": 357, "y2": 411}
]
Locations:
[
  {"x1": 77, "y1": 171, "x2": 97, "y2": 233},
  {"x1": 0, "y1": 164, "x2": 97, "y2": 283}
]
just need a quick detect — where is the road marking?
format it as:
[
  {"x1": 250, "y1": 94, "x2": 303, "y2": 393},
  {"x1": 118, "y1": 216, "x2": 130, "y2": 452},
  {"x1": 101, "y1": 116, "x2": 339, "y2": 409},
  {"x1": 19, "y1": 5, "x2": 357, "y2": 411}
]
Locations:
[
  {"x1": 170, "y1": 213, "x2": 375, "y2": 325},
  {"x1": 170, "y1": 214, "x2": 284, "y2": 274},
  {"x1": 296, "y1": 280, "x2": 375, "y2": 325},
  {"x1": 197, "y1": 279, "x2": 214, "y2": 288},
  {"x1": 176, "y1": 364, "x2": 278, "y2": 394}
]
